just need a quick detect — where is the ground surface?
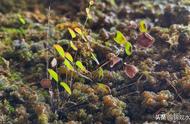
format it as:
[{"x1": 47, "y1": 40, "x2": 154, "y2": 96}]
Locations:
[{"x1": 0, "y1": 0, "x2": 190, "y2": 124}]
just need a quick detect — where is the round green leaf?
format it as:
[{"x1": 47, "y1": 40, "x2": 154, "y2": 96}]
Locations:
[{"x1": 125, "y1": 42, "x2": 132, "y2": 56}]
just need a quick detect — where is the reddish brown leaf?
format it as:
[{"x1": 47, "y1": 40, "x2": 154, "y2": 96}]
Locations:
[
  {"x1": 124, "y1": 64, "x2": 139, "y2": 78},
  {"x1": 40, "y1": 79, "x2": 52, "y2": 88},
  {"x1": 137, "y1": 33, "x2": 155, "y2": 48},
  {"x1": 107, "y1": 53, "x2": 122, "y2": 68}
]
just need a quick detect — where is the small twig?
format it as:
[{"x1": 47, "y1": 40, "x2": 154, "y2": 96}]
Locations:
[
  {"x1": 74, "y1": 70, "x2": 93, "y2": 82},
  {"x1": 92, "y1": 60, "x2": 110, "y2": 73},
  {"x1": 166, "y1": 79, "x2": 184, "y2": 102}
]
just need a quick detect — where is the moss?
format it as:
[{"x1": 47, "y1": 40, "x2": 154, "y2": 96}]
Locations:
[
  {"x1": 38, "y1": 113, "x2": 49, "y2": 124},
  {"x1": 0, "y1": 28, "x2": 26, "y2": 39},
  {"x1": 0, "y1": 0, "x2": 27, "y2": 13},
  {"x1": 9, "y1": 70, "x2": 23, "y2": 82}
]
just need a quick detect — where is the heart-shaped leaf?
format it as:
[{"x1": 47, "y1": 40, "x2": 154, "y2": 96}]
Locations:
[
  {"x1": 114, "y1": 31, "x2": 127, "y2": 45},
  {"x1": 125, "y1": 42, "x2": 132, "y2": 56},
  {"x1": 139, "y1": 20, "x2": 148, "y2": 33},
  {"x1": 124, "y1": 64, "x2": 139, "y2": 78},
  {"x1": 137, "y1": 33, "x2": 155, "y2": 48}
]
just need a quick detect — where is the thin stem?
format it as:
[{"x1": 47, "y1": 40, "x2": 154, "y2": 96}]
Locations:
[
  {"x1": 83, "y1": 4, "x2": 92, "y2": 28},
  {"x1": 46, "y1": 1, "x2": 51, "y2": 79}
]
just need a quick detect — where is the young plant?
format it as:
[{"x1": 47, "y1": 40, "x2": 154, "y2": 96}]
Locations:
[
  {"x1": 76, "y1": 60, "x2": 88, "y2": 73},
  {"x1": 114, "y1": 31, "x2": 133, "y2": 56},
  {"x1": 47, "y1": 45, "x2": 73, "y2": 95},
  {"x1": 48, "y1": 68, "x2": 72, "y2": 95},
  {"x1": 84, "y1": 0, "x2": 94, "y2": 26},
  {"x1": 139, "y1": 20, "x2": 148, "y2": 33}
]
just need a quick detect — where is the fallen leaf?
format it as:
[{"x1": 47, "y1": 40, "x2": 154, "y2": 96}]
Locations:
[
  {"x1": 137, "y1": 33, "x2": 155, "y2": 48},
  {"x1": 40, "y1": 79, "x2": 51, "y2": 88},
  {"x1": 107, "y1": 53, "x2": 122, "y2": 68},
  {"x1": 124, "y1": 64, "x2": 139, "y2": 78}
]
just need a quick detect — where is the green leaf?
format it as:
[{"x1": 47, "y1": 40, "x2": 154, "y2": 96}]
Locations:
[
  {"x1": 68, "y1": 28, "x2": 76, "y2": 39},
  {"x1": 64, "y1": 59, "x2": 74, "y2": 71},
  {"x1": 97, "y1": 83, "x2": 111, "y2": 94},
  {"x1": 18, "y1": 14, "x2": 26, "y2": 25},
  {"x1": 86, "y1": 8, "x2": 92, "y2": 19},
  {"x1": 60, "y1": 82, "x2": 71, "y2": 95},
  {"x1": 53, "y1": 44, "x2": 65, "y2": 58},
  {"x1": 114, "y1": 31, "x2": 127, "y2": 45},
  {"x1": 70, "y1": 41, "x2": 78, "y2": 51},
  {"x1": 48, "y1": 69, "x2": 58, "y2": 82},
  {"x1": 98, "y1": 67, "x2": 104, "y2": 79},
  {"x1": 65, "y1": 52, "x2": 74, "y2": 62},
  {"x1": 74, "y1": 28, "x2": 83, "y2": 36},
  {"x1": 91, "y1": 53, "x2": 99, "y2": 65},
  {"x1": 76, "y1": 61, "x2": 87, "y2": 72},
  {"x1": 110, "y1": 0, "x2": 116, "y2": 6},
  {"x1": 125, "y1": 42, "x2": 132, "y2": 56},
  {"x1": 139, "y1": 20, "x2": 148, "y2": 33}
]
